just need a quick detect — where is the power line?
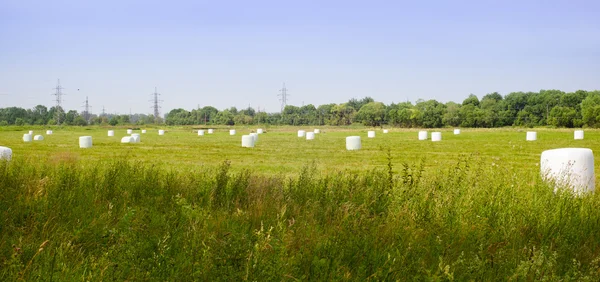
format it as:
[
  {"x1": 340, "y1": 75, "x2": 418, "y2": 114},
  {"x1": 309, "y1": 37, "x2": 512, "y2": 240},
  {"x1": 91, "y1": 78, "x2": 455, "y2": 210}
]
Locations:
[
  {"x1": 149, "y1": 87, "x2": 163, "y2": 123},
  {"x1": 277, "y1": 82, "x2": 289, "y2": 113},
  {"x1": 81, "y1": 96, "x2": 92, "y2": 124},
  {"x1": 51, "y1": 79, "x2": 65, "y2": 125}
]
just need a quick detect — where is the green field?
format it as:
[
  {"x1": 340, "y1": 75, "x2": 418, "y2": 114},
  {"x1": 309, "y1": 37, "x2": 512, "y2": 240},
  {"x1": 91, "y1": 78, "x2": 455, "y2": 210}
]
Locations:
[
  {"x1": 3, "y1": 126, "x2": 600, "y2": 175},
  {"x1": 2, "y1": 126, "x2": 600, "y2": 280}
]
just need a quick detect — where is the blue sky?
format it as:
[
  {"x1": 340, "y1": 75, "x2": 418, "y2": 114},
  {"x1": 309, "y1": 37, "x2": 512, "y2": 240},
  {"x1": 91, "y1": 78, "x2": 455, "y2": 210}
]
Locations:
[{"x1": 1, "y1": 0, "x2": 598, "y2": 115}]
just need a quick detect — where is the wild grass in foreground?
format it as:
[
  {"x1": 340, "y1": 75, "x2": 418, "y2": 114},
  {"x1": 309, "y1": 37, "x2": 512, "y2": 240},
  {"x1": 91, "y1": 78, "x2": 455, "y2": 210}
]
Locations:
[{"x1": 1, "y1": 155, "x2": 600, "y2": 281}]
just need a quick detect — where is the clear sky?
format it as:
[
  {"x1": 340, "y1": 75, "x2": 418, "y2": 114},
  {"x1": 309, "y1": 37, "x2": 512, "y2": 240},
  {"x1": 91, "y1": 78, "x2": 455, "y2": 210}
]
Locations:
[{"x1": 1, "y1": 0, "x2": 599, "y2": 115}]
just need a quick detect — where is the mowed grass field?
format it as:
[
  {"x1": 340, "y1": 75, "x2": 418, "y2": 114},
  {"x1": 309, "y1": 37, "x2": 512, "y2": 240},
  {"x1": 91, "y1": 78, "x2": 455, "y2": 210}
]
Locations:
[
  {"x1": 2, "y1": 126, "x2": 600, "y2": 176},
  {"x1": 2, "y1": 126, "x2": 600, "y2": 280}
]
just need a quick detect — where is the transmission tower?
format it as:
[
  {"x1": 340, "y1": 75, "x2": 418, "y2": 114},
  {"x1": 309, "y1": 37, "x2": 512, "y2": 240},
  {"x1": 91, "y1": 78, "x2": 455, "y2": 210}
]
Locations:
[
  {"x1": 277, "y1": 83, "x2": 289, "y2": 113},
  {"x1": 101, "y1": 106, "x2": 106, "y2": 116},
  {"x1": 149, "y1": 87, "x2": 163, "y2": 123},
  {"x1": 51, "y1": 79, "x2": 65, "y2": 125},
  {"x1": 81, "y1": 96, "x2": 92, "y2": 124}
]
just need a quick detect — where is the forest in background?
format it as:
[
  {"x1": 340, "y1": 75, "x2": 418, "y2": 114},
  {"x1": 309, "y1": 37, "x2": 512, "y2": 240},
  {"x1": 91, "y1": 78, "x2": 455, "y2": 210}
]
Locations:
[{"x1": 2, "y1": 89, "x2": 600, "y2": 128}]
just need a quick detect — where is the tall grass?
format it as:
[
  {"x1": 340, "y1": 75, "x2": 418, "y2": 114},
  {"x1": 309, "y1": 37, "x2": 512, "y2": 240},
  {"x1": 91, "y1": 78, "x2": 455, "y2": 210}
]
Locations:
[{"x1": 1, "y1": 155, "x2": 600, "y2": 280}]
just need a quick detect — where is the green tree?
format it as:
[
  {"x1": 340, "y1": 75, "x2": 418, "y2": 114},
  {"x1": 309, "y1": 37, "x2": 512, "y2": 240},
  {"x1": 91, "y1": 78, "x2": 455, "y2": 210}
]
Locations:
[{"x1": 356, "y1": 102, "x2": 386, "y2": 126}]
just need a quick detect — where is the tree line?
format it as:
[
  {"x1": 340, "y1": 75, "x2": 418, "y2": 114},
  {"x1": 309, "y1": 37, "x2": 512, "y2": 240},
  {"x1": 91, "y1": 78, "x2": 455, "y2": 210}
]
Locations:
[{"x1": 2, "y1": 89, "x2": 600, "y2": 128}]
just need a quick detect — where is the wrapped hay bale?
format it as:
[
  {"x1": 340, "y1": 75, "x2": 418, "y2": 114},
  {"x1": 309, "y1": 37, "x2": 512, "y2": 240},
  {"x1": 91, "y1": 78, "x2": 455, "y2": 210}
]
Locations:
[
  {"x1": 526, "y1": 131, "x2": 537, "y2": 141},
  {"x1": 121, "y1": 136, "x2": 133, "y2": 143},
  {"x1": 108, "y1": 130, "x2": 115, "y2": 137},
  {"x1": 574, "y1": 130, "x2": 584, "y2": 140},
  {"x1": 346, "y1": 136, "x2": 361, "y2": 150},
  {"x1": 257, "y1": 128, "x2": 264, "y2": 134},
  {"x1": 33, "y1": 135, "x2": 44, "y2": 141},
  {"x1": 242, "y1": 135, "x2": 255, "y2": 148},
  {"x1": 158, "y1": 130, "x2": 165, "y2": 135},
  {"x1": 306, "y1": 132, "x2": 315, "y2": 140},
  {"x1": 540, "y1": 148, "x2": 595, "y2": 194},
  {"x1": 208, "y1": 129, "x2": 214, "y2": 134},
  {"x1": 230, "y1": 129, "x2": 236, "y2": 135},
  {"x1": 314, "y1": 129, "x2": 320, "y2": 134},
  {"x1": 0, "y1": 146, "x2": 12, "y2": 161},
  {"x1": 79, "y1": 136, "x2": 92, "y2": 148},
  {"x1": 454, "y1": 129, "x2": 460, "y2": 135},
  {"x1": 142, "y1": 129, "x2": 147, "y2": 134},
  {"x1": 127, "y1": 129, "x2": 133, "y2": 134},
  {"x1": 368, "y1": 131, "x2": 375, "y2": 138},
  {"x1": 383, "y1": 129, "x2": 389, "y2": 134},
  {"x1": 250, "y1": 133, "x2": 258, "y2": 142},
  {"x1": 131, "y1": 133, "x2": 140, "y2": 143},
  {"x1": 418, "y1": 131, "x2": 427, "y2": 140},
  {"x1": 23, "y1": 134, "x2": 32, "y2": 142},
  {"x1": 46, "y1": 130, "x2": 53, "y2": 135},
  {"x1": 198, "y1": 130, "x2": 205, "y2": 136},
  {"x1": 298, "y1": 130, "x2": 305, "y2": 137},
  {"x1": 431, "y1": 132, "x2": 442, "y2": 142}
]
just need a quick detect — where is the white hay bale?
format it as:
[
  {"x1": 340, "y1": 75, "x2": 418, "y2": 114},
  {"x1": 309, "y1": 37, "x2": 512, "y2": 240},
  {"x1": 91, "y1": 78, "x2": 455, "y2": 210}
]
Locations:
[
  {"x1": 306, "y1": 132, "x2": 315, "y2": 140},
  {"x1": 242, "y1": 135, "x2": 255, "y2": 148},
  {"x1": 454, "y1": 129, "x2": 460, "y2": 135},
  {"x1": 23, "y1": 134, "x2": 32, "y2": 142},
  {"x1": 257, "y1": 128, "x2": 264, "y2": 134},
  {"x1": 314, "y1": 129, "x2": 320, "y2": 134},
  {"x1": 368, "y1": 131, "x2": 375, "y2": 138},
  {"x1": 418, "y1": 131, "x2": 428, "y2": 140},
  {"x1": 46, "y1": 130, "x2": 53, "y2": 135},
  {"x1": 142, "y1": 129, "x2": 147, "y2": 134},
  {"x1": 431, "y1": 132, "x2": 442, "y2": 142},
  {"x1": 230, "y1": 129, "x2": 236, "y2": 135},
  {"x1": 0, "y1": 146, "x2": 12, "y2": 161},
  {"x1": 250, "y1": 133, "x2": 258, "y2": 143},
  {"x1": 131, "y1": 133, "x2": 140, "y2": 143},
  {"x1": 158, "y1": 129, "x2": 165, "y2": 135},
  {"x1": 526, "y1": 131, "x2": 537, "y2": 141},
  {"x1": 208, "y1": 129, "x2": 214, "y2": 134},
  {"x1": 121, "y1": 136, "x2": 133, "y2": 143},
  {"x1": 574, "y1": 130, "x2": 584, "y2": 140},
  {"x1": 540, "y1": 148, "x2": 595, "y2": 194},
  {"x1": 28, "y1": 130, "x2": 33, "y2": 135},
  {"x1": 298, "y1": 130, "x2": 306, "y2": 137},
  {"x1": 198, "y1": 130, "x2": 205, "y2": 136},
  {"x1": 346, "y1": 136, "x2": 361, "y2": 150},
  {"x1": 108, "y1": 130, "x2": 115, "y2": 137},
  {"x1": 33, "y1": 135, "x2": 44, "y2": 141},
  {"x1": 79, "y1": 136, "x2": 92, "y2": 148},
  {"x1": 383, "y1": 129, "x2": 389, "y2": 134},
  {"x1": 127, "y1": 129, "x2": 133, "y2": 134}
]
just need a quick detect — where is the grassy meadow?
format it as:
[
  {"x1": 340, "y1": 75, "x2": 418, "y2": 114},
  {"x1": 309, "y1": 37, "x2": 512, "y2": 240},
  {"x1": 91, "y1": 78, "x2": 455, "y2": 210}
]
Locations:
[{"x1": 2, "y1": 126, "x2": 600, "y2": 280}]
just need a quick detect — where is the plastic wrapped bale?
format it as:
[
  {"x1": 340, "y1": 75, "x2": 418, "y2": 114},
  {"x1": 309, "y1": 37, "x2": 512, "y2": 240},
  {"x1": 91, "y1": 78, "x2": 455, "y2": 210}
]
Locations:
[
  {"x1": 46, "y1": 130, "x2": 53, "y2": 135},
  {"x1": 28, "y1": 130, "x2": 33, "y2": 135},
  {"x1": 454, "y1": 129, "x2": 460, "y2": 135},
  {"x1": 131, "y1": 133, "x2": 140, "y2": 143},
  {"x1": 230, "y1": 129, "x2": 236, "y2": 135},
  {"x1": 314, "y1": 129, "x2": 320, "y2": 134},
  {"x1": 431, "y1": 132, "x2": 442, "y2": 142},
  {"x1": 79, "y1": 136, "x2": 92, "y2": 148},
  {"x1": 23, "y1": 134, "x2": 32, "y2": 142},
  {"x1": 540, "y1": 148, "x2": 595, "y2": 194},
  {"x1": 142, "y1": 129, "x2": 147, "y2": 134},
  {"x1": 0, "y1": 146, "x2": 12, "y2": 161},
  {"x1": 127, "y1": 129, "x2": 133, "y2": 134},
  {"x1": 306, "y1": 132, "x2": 315, "y2": 140},
  {"x1": 574, "y1": 130, "x2": 584, "y2": 140},
  {"x1": 418, "y1": 131, "x2": 428, "y2": 140},
  {"x1": 33, "y1": 135, "x2": 44, "y2": 141},
  {"x1": 108, "y1": 130, "x2": 115, "y2": 137},
  {"x1": 242, "y1": 135, "x2": 255, "y2": 148},
  {"x1": 298, "y1": 130, "x2": 305, "y2": 137},
  {"x1": 121, "y1": 136, "x2": 133, "y2": 143},
  {"x1": 250, "y1": 133, "x2": 258, "y2": 143},
  {"x1": 158, "y1": 130, "x2": 165, "y2": 135},
  {"x1": 526, "y1": 131, "x2": 537, "y2": 141},
  {"x1": 198, "y1": 130, "x2": 205, "y2": 136},
  {"x1": 257, "y1": 128, "x2": 264, "y2": 134},
  {"x1": 383, "y1": 129, "x2": 389, "y2": 134},
  {"x1": 208, "y1": 129, "x2": 214, "y2": 134},
  {"x1": 346, "y1": 136, "x2": 361, "y2": 150},
  {"x1": 368, "y1": 131, "x2": 375, "y2": 138}
]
